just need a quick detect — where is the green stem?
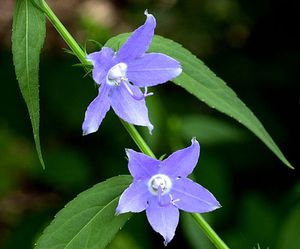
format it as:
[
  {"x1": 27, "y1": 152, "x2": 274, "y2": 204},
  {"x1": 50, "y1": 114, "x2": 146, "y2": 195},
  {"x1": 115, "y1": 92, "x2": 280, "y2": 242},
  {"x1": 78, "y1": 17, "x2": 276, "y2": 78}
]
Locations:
[
  {"x1": 191, "y1": 213, "x2": 230, "y2": 249},
  {"x1": 40, "y1": 0, "x2": 88, "y2": 65},
  {"x1": 120, "y1": 119, "x2": 156, "y2": 158},
  {"x1": 40, "y1": 2, "x2": 229, "y2": 248}
]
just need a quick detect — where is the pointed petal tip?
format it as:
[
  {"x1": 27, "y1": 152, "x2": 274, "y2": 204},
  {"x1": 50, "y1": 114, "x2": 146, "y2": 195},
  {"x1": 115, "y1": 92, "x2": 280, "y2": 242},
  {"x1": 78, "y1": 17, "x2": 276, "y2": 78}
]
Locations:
[
  {"x1": 85, "y1": 54, "x2": 94, "y2": 63},
  {"x1": 125, "y1": 148, "x2": 133, "y2": 158},
  {"x1": 82, "y1": 128, "x2": 93, "y2": 136},
  {"x1": 125, "y1": 148, "x2": 143, "y2": 161},
  {"x1": 191, "y1": 137, "x2": 200, "y2": 148},
  {"x1": 115, "y1": 204, "x2": 126, "y2": 216},
  {"x1": 115, "y1": 206, "x2": 124, "y2": 216},
  {"x1": 163, "y1": 234, "x2": 174, "y2": 246},
  {"x1": 82, "y1": 125, "x2": 98, "y2": 136},
  {"x1": 85, "y1": 52, "x2": 99, "y2": 65},
  {"x1": 175, "y1": 67, "x2": 183, "y2": 77},
  {"x1": 144, "y1": 9, "x2": 152, "y2": 18},
  {"x1": 191, "y1": 137, "x2": 198, "y2": 144},
  {"x1": 207, "y1": 203, "x2": 222, "y2": 212},
  {"x1": 144, "y1": 9, "x2": 156, "y2": 25},
  {"x1": 82, "y1": 126, "x2": 99, "y2": 137},
  {"x1": 148, "y1": 123, "x2": 154, "y2": 134},
  {"x1": 203, "y1": 200, "x2": 222, "y2": 212}
]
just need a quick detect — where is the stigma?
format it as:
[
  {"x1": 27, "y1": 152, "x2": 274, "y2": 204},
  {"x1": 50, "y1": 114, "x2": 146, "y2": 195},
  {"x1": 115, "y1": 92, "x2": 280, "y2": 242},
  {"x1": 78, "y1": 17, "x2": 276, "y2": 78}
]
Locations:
[
  {"x1": 148, "y1": 174, "x2": 172, "y2": 195},
  {"x1": 107, "y1": 63, "x2": 128, "y2": 86}
]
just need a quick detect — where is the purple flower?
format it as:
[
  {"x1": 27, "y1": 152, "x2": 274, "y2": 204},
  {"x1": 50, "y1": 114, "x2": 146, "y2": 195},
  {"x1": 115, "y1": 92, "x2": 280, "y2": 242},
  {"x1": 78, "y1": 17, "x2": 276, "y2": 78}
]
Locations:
[
  {"x1": 82, "y1": 11, "x2": 182, "y2": 135},
  {"x1": 116, "y1": 138, "x2": 221, "y2": 245}
]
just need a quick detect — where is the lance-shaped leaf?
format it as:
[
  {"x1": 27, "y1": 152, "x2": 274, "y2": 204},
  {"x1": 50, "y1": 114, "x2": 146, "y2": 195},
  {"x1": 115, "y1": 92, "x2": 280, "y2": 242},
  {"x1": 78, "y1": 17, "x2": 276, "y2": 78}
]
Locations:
[
  {"x1": 106, "y1": 34, "x2": 292, "y2": 169},
  {"x1": 35, "y1": 175, "x2": 132, "y2": 249},
  {"x1": 12, "y1": 0, "x2": 46, "y2": 168}
]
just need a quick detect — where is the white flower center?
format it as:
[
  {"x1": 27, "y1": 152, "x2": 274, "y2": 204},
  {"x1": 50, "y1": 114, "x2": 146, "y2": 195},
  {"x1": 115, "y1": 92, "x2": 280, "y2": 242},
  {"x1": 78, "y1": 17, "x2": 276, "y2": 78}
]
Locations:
[
  {"x1": 107, "y1": 62, "x2": 128, "y2": 86},
  {"x1": 148, "y1": 174, "x2": 172, "y2": 196}
]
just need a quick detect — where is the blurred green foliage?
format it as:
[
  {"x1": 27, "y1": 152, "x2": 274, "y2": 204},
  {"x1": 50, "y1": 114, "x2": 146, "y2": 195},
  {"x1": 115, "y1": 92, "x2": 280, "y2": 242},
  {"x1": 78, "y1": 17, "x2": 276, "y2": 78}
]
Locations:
[{"x1": 0, "y1": 0, "x2": 298, "y2": 248}]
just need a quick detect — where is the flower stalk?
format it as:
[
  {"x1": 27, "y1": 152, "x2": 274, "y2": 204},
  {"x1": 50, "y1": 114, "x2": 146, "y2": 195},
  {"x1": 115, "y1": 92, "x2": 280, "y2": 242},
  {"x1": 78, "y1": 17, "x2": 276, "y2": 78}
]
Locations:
[
  {"x1": 191, "y1": 213, "x2": 230, "y2": 249},
  {"x1": 39, "y1": 1, "x2": 230, "y2": 248},
  {"x1": 40, "y1": 0, "x2": 88, "y2": 65},
  {"x1": 120, "y1": 119, "x2": 156, "y2": 158}
]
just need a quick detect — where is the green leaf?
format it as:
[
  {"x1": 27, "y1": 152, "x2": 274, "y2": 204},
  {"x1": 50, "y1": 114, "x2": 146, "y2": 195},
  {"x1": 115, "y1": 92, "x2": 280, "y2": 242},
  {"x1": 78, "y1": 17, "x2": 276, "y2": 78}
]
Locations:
[
  {"x1": 105, "y1": 34, "x2": 292, "y2": 168},
  {"x1": 169, "y1": 114, "x2": 247, "y2": 145},
  {"x1": 12, "y1": 0, "x2": 46, "y2": 168},
  {"x1": 35, "y1": 175, "x2": 132, "y2": 249}
]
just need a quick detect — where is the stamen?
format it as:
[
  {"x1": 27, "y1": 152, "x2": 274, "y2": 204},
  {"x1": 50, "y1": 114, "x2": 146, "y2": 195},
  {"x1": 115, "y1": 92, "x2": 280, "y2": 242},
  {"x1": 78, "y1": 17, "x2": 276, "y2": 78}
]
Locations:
[
  {"x1": 169, "y1": 194, "x2": 180, "y2": 205},
  {"x1": 122, "y1": 82, "x2": 154, "y2": 100},
  {"x1": 144, "y1": 87, "x2": 153, "y2": 97},
  {"x1": 123, "y1": 80, "x2": 145, "y2": 100}
]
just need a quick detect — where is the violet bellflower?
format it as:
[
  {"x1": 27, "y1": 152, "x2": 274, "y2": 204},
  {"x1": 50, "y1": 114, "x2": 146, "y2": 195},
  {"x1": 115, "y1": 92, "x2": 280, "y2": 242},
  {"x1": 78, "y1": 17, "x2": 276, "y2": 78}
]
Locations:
[
  {"x1": 82, "y1": 11, "x2": 182, "y2": 135},
  {"x1": 116, "y1": 138, "x2": 221, "y2": 245}
]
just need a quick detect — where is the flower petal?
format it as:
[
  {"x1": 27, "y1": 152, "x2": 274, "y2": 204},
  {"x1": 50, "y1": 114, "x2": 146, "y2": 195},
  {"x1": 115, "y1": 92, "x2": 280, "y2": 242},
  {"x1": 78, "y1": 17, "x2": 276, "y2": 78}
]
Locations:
[
  {"x1": 117, "y1": 11, "x2": 156, "y2": 62},
  {"x1": 126, "y1": 149, "x2": 160, "y2": 179},
  {"x1": 171, "y1": 178, "x2": 221, "y2": 213},
  {"x1": 82, "y1": 84, "x2": 111, "y2": 135},
  {"x1": 159, "y1": 138, "x2": 200, "y2": 177},
  {"x1": 116, "y1": 180, "x2": 150, "y2": 214},
  {"x1": 146, "y1": 197, "x2": 179, "y2": 245},
  {"x1": 127, "y1": 53, "x2": 182, "y2": 87},
  {"x1": 109, "y1": 83, "x2": 153, "y2": 132},
  {"x1": 87, "y1": 47, "x2": 115, "y2": 84}
]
